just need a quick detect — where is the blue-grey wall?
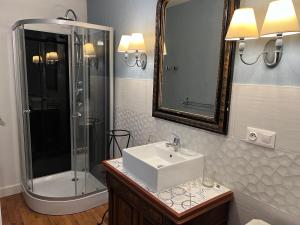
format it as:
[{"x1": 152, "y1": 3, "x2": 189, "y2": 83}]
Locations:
[
  {"x1": 234, "y1": 0, "x2": 300, "y2": 86},
  {"x1": 87, "y1": 0, "x2": 157, "y2": 79},
  {"x1": 233, "y1": 35, "x2": 300, "y2": 86},
  {"x1": 87, "y1": 1, "x2": 300, "y2": 224},
  {"x1": 87, "y1": 0, "x2": 300, "y2": 86}
]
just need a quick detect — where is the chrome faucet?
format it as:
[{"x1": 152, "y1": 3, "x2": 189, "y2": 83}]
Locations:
[{"x1": 166, "y1": 133, "x2": 181, "y2": 152}]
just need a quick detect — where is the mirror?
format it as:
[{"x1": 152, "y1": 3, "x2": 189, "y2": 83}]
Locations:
[{"x1": 153, "y1": 0, "x2": 238, "y2": 134}]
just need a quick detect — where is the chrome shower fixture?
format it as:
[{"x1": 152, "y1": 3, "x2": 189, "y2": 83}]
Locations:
[{"x1": 57, "y1": 9, "x2": 78, "y2": 21}]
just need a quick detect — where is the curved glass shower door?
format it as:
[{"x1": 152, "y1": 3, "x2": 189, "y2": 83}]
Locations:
[
  {"x1": 71, "y1": 26, "x2": 110, "y2": 196},
  {"x1": 13, "y1": 26, "x2": 34, "y2": 192},
  {"x1": 13, "y1": 20, "x2": 113, "y2": 200}
]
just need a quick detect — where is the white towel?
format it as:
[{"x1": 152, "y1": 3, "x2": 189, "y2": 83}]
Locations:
[{"x1": 246, "y1": 219, "x2": 271, "y2": 225}]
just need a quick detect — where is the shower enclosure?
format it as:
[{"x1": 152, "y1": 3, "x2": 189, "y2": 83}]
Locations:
[{"x1": 12, "y1": 18, "x2": 113, "y2": 215}]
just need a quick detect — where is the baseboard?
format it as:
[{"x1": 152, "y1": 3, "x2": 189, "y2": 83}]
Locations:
[{"x1": 0, "y1": 184, "x2": 21, "y2": 198}]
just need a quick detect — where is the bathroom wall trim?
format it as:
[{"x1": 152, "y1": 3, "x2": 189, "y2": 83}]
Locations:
[
  {"x1": 0, "y1": 183, "x2": 21, "y2": 198},
  {"x1": 232, "y1": 83, "x2": 300, "y2": 89}
]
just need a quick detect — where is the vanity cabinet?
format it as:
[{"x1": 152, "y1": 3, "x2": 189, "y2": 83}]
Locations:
[{"x1": 103, "y1": 161, "x2": 233, "y2": 225}]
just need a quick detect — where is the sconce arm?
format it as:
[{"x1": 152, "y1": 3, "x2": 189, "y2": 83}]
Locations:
[
  {"x1": 262, "y1": 35, "x2": 283, "y2": 68},
  {"x1": 120, "y1": 53, "x2": 138, "y2": 67},
  {"x1": 120, "y1": 51, "x2": 147, "y2": 70},
  {"x1": 239, "y1": 52, "x2": 263, "y2": 66},
  {"x1": 238, "y1": 41, "x2": 263, "y2": 66},
  {"x1": 262, "y1": 50, "x2": 281, "y2": 67},
  {"x1": 136, "y1": 52, "x2": 147, "y2": 69},
  {"x1": 238, "y1": 35, "x2": 283, "y2": 67}
]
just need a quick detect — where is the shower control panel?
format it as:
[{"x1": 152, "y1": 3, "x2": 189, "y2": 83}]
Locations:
[{"x1": 245, "y1": 127, "x2": 276, "y2": 149}]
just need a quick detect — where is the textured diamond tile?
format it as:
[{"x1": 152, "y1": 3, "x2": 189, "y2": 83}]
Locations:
[{"x1": 115, "y1": 106, "x2": 300, "y2": 217}]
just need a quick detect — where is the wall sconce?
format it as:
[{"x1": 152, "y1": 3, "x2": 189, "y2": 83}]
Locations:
[
  {"x1": 225, "y1": 0, "x2": 300, "y2": 67},
  {"x1": 32, "y1": 55, "x2": 43, "y2": 64},
  {"x1": 83, "y1": 43, "x2": 96, "y2": 58},
  {"x1": 117, "y1": 33, "x2": 147, "y2": 70},
  {"x1": 83, "y1": 42, "x2": 99, "y2": 69},
  {"x1": 46, "y1": 52, "x2": 59, "y2": 64}
]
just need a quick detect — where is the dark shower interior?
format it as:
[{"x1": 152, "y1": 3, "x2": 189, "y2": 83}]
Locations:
[{"x1": 25, "y1": 30, "x2": 71, "y2": 178}]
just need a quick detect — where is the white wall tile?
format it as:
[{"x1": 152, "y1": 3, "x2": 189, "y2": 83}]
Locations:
[
  {"x1": 231, "y1": 84, "x2": 300, "y2": 154},
  {"x1": 229, "y1": 190, "x2": 300, "y2": 225},
  {"x1": 115, "y1": 78, "x2": 153, "y2": 115},
  {"x1": 115, "y1": 77, "x2": 300, "y2": 223}
]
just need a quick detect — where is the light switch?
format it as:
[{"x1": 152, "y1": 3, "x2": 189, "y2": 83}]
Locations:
[{"x1": 246, "y1": 127, "x2": 276, "y2": 149}]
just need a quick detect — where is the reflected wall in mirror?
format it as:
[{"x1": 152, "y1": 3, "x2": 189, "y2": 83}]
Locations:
[{"x1": 153, "y1": 0, "x2": 238, "y2": 134}]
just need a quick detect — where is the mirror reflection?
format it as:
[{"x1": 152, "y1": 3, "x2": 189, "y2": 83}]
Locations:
[{"x1": 161, "y1": 0, "x2": 225, "y2": 117}]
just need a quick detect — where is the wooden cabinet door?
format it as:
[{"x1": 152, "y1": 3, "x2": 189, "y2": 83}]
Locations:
[
  {"x1": 140, "y1": 217, "x2": 156, "y2": 225},
  {"x1": 110, "y1": 190, "x2": 140, "y2": 225},
  {"x1": 114, "y1": 196, "x2": 134, "y2": 225}
]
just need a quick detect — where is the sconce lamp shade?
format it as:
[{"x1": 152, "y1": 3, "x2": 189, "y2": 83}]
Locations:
[
  {"x1": 225, "y1": 8, "x2": 259, "y2": 40},
  {"x1": 261, "y1": 0, "x2": 300, "y2": 37},
  {"x1": 128, "y1": 33, "x2": 146, "y2": 52},
  {"x1": 117, "y1": 35, "x2": 131, "y2": 52},
  {"x1": 83, "y1": 43, "x2": 96, "y2": 58},
  {"x1": 46, "y1": 52, "x2": 59, "y2": 62},
  {"x1": 32, "y1": 55, "x2": 42, "y2": 64}
]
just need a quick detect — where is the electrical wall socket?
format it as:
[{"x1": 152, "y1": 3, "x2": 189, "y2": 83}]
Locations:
[{"x1": 245, "y1": 127, "x2": 276, "y2": 149}]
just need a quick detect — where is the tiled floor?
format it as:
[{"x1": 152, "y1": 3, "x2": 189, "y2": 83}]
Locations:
[{"x1": 0, "y1": 194, "x2": 108, "y2": 225}]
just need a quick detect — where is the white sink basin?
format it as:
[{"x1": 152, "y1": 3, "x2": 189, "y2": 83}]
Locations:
[{"x1": 123, "y1": 141, "x2": 204, "y2": 192}]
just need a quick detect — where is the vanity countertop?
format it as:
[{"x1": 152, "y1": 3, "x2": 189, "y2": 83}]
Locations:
[{"x1": 103, "y1": 158, "x2": 233, "y2": 221}]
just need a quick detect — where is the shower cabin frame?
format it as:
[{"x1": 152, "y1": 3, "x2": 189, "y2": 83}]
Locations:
[{"x1": 12, "y1": 18, "x2": 114, "y2": 215}]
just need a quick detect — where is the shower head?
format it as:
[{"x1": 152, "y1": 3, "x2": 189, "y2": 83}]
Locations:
[{"x1": 57, "y1": 9, "x2": 77, "y2": 21}]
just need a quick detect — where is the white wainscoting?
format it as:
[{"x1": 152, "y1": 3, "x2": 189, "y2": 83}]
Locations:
[
  {"x1": 230, "y1": 84, "x2": 300, "y2": 154},
  {"x1": 115, "y1": 78, "x2": 300, "y2": 225}
]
